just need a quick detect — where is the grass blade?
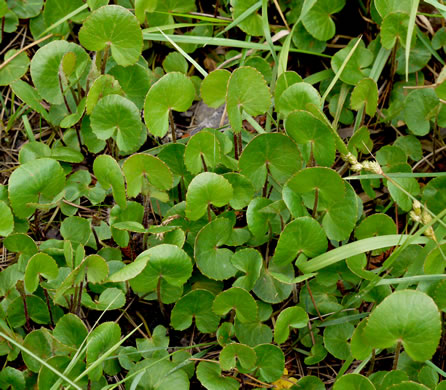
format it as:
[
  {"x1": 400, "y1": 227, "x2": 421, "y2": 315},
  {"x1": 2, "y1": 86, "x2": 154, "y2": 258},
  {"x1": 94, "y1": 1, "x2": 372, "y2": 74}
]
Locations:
[
  {"x1": 405, "y1": 0, "x2": 420, "y2": 81},
  {"x1": 376, "y1": 274, "x2": 446, "y2": 285},
  {"x1": 216, "y1": 1, "x2": 262, "y2": 37},
  {"x1": 0, "y1": 331, "x2": 83, "y2": 390},
  {"x1": 39, "y1": 3, "x2": 88, "y2": 37}
]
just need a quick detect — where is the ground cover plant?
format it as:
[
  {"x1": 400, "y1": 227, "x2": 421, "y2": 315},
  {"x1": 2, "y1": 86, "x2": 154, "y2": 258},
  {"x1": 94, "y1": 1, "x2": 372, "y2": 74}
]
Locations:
[{"x1": 0, "y1": 0, "x2": 445, "y2": 388}]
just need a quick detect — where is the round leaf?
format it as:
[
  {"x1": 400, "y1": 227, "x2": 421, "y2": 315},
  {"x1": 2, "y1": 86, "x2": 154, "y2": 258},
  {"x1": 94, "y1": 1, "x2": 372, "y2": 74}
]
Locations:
[
  {"x1": 0, "y1": 49, "x2": 29, "y2": 86},
  {"x1": 144, "y1": 72, "x2": 195, "y2": 138},
  {"x1": 0, "y1": 201, "x2": 14, "y2": 237},
  {"x1": 184, "y1": 131, "x2": 221, "y2": 174},
  {"x1": 239, "y1": 133, "x2": 302, "y2": 190},
  {"x1": 8, "y1": 158, "x2": 65, "y2": 219},
  {"x1": 350, "y1": 78, "x2": 379, "y2": 117},
  {"x1": 276, "y1": 82, "x2": 321, "y2": 117},
  {"x1": 323, "y1": 322, "x2": 354, "y2": 360},
  {"x1": 272, "y1": 217, "x2": 327, "y2": 266},
  {"x1": 333, "y1": 374, "x2": 375, "y2": 390},
  {"x1": 201, "y1": 69, "x2": 231, "y2": 108},
  {"x1": 123, "y1": 153, "x2": 173, "y2": 198},
  {"x1": 171, "y1": 289, "x2": 220, "y2": 333},
  {"x1": 53, "y1": 313, "x2": 88, "y2": 349},
  {"x1": 196, "y1": 361, "x2": 239, "y2": 390},
  {"x1": 79, "y1": 5, "x2": 143, "y2": 66},
  {"x1": 30, "y1": 40, "x2": 90, "y2": 105},
  {"x1": 285, "y1": 110, "x2": 335, "y2": 167},
  {"x1": 213, "y1": 287, "x2": 258, "y2": 323},
  {"x1": 0, "y1": 367, "x2": 25, "y2": 390},
  {"x1": 223, "y1": 173, "x2": 255, "y2": 210},
  {"x1": 7, "y1": 0, "x2": 43, "y2": 18},
  {"x1": 60, "y1": 216, "x2": 91, "y2": 245},
  {"x1": 226, "y1": 66, "x2": 271, "y2": 132},
  {"x1": 185, "y1": 172, "x2": 233, "y2": 221},
  {"x1": 364, "y1": 290, "x2": 441, "y2": 362},
  {"x1": 24, "y1": 253, "x2": 58, "y2": 293},
  {"x1": 302, "y1": 0, "x2": 345, "y2": 41},
  {"x1": 93, "y1": 155, "x2": 126, "y2": 209},
  {"x1": 423, "y1": 176, "x2": 446, "y2": 215},
  {"x1": 254, "y1": 344, "x2": 285, "y2": 383},
  {"x1": 220, "y1": 343, "x2": 256, "y2": 371},
  {"x1": 231, "y1": 248, "x2": 262, "y2": 291},
  {"x1": 86, "y1": 74, "x2": 125, "y2": 115},
  {"x1": 90, "y1": 94, "x2": 144, "y2": 154},
  {"x1": 274, "y1": 306, "x2": 309, "y2": 344}
]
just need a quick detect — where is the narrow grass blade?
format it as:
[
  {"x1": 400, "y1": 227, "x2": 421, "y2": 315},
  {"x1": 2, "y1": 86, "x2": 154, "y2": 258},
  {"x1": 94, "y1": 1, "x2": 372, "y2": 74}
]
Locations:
[
  {"x1": 424, "y1": 0, "x2": 446, "y2": 18},
  {"x1": 344, "y1": 172, "x2": 446, "y2": 180},
  {"x1": 304, "y1": 69, "x2": 333, "y2": 85},
  {"x1": 39, "y1": 3, "x2": 88, "y2": 37},
  {"x1": 416, "y1": 26, "x2": 445, "y2": 65},
  {"x1": 297, "y1": 0, "x2": 317, "y2": 24},
  {"x1": 405, "y1": 0, "x2": 420, "y2": 81},
  {"x1": 216, "y1": 1, "x2": 261, "y2": 37},
  {"x1": 278, "y1": 24, "x2": 296, "y2": 76},
  {"x1": 157, "y1": 28, "x2": 208, "y2": 78},
  {"x1": 299, "y1": 235, "x2": 428, "y2": 273},
  {"x1": 321, "y1": 36, "x2": 363, "y2": 107},
  {"x1": 376, "y1": 274, "x2": 446, "y2": 285},
  {"x1": 22, "y1": 115, "x2": 35, "y2": 142},
  {"x1": 0, "y1": 331, "x2": 83, "y2": 390},
  {"x1": 261, "y1": 0, "x2": 278, "y2": 64},
  {"x1": 144, "y1": 22, "x2": 218, "y2": 33},
  {"x1": 151, "y1": 10, "x2": 230, "y2": 24}
]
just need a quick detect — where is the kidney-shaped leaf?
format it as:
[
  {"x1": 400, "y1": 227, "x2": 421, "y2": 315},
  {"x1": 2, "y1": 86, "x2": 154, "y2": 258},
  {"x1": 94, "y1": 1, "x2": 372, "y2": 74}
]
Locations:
[
  {"x1": 24, "y1": 253, "x2": 58, "y2": 293},
  {"x1": 30, "y1": 40, "x2": 90, "y2": 105},
  {"x1": 226, "y1": 66, "x2": 271, "y2": 132},
  {"x1": 213, "y1": 287, "x2": 258, "y2": 323},
  {"x1": 123, "y1": 153, "x2": 173, "y2": 198},
  {"x1": 201, "y1": 69, "x2": 231, "y2": 108},
  {"x1": 272, "y1": 217, "x2": 327, "y2": 266},
  {"x1": 171, "y1": 289, "x2": 220, "y2": 333},
  {"x1": 0, "y1": 201, "x2": 14, "y2": 237},
  {"x1": 144, "y1": 72, "x2": 195, "y2": 138},
  {"x1": 350, "y1": 78, "x2": 378, "y2": 117},
  {"x1": 364, "y1": 290, "x2": 441, "y2": 362},
  {"x1": 274, "y1": 306, "x2": 309, "y2": 344},
  {"x1": 53, "y1": 313, "x2": 88, "y2": 349},
  {"x1": 8, "y1": 158, "x2": 65, "y2": 219},
  {"x1": 90, "y1": 94, "x2": 143, "y2": 154},
  {"x1": 185, "y1": 172, "x2": 233, "y2": 221},
  {"x1": 231, "y1": 248, "x2": 263, "y2": 291},
  {"x1": 195, "y1": 218, "x2": 237, "y2": 280},
  {"x1": 220, "y1": 343, "x2": 257, "y2": 371},
  {"x1": 79, "y1": 5, "x2": 143, "y2": 67},
  {"x1": 333, "y1": 373, "x2": 375, "y2": 390},
  {"x1": 196, "y1": 361, "x2": 239, "y2": 390},
  {"x1": 277, "y1": 82, "x2": 321, "y2": 117},
  {"x1": 285, "y1": 110, "x2": 335, "y2": 167},
  {"x1": 184, "y1": 131, "x2": 221, "y2": 174},
  {"x1": 0, "y1": 49, "x2": 29, "y2": 86},
  {"x1": 239, "y1": 133, "x2": 302, "y2": 190},
  {"x1": 302, "y1": 0, "x2": 345, "y2": 41},
  {"x1": 254, "y1": 344, "x2": 285, "y2": 383},
  {"x1": 86, "y1": 74, "x2": 125, "y2": 115},
  {"x1": 130, "y1": 244, "x2": 193, "y2": 293}
]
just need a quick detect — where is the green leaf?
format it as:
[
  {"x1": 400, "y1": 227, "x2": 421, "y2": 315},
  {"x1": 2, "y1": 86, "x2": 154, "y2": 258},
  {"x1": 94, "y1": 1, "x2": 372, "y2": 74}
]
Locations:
[
  {"x1": 123, "y1": 153, "x2": 173, "y2": 198},
  {"x1": 272, "y1": 217, "x2": 327, "y2": 266},
  {"x1": 85, "y1": 74, "x2": 124, "y2": 115},
  {"x1": 43, "y1": 0, "x2": 87, "y2": 25},
  {"x1": 0, "y1": 201, "x2": 14, "y2": 237},
  {"x1": 220, "y1": 343, "x2": 256, "y2": 371},
  {"x1": 231, "y1": 248, "x2": 262, "y2": 291},
  {"x1": 226, "y1": 66, "x2": 271, "y2": 132},
  {"x1": 223, "y1": 173, "x2": 255, "y2": 210},
  {"x1": 253, "y1": 263, "x2": 294, "y2": 304},
  {"x1": 276, "y1": 82, "x2": 321, "y2": 117},
  {"x1": 195, "y1": 218, "x2": 238, "y2": 280},
  {"x1": 93, "y1": 155, "x2": 126, "y2": 209},
  {"x1": 30, "y1": 40, "x2": 90, "y2": 105},
  {"x1": 86, "y1": 322, "x2": 121, "y2": 381},
  {"x1": 144, "y1": 72, "x2": 195, "y2": 138},
  {"x1": 381, "y1": 12, "x2": 411, "y2": 50},
  {"x1": 11, "y1": 80, "x2": 50, "y2": 121},
  {"x1": 423, "y1": 176, "x2": 446, "y2": 215},
  {"x1": 323, "y1": 323, "x2": 354, "y2": 360},
  {"x1": 7, "y1": 0, "x2": 43, "y2": 18},
  {"x1": 331, "y1": 39, "x2": 373, "y2": 85},
  {"x1": 79, "y1": 5, "x2": 143, "y2": 66},
  {"x1": 90, "y1": 94, "x2": 144, "y2": 154},
  {"x1": 333, "y1": 374, "x2": 376, "y2": 390},
  {"x1": 230, "y1": 0, "x2": 262, "y2": 36},
  {"x1": 239, "y1": 133, "x2": 302, "y2": 190},
  {"x1": 0, "y1": 366, "x2": 25, "y2": 390},
  {"x1": 350, "y1": 78, "x2": 378, "y2": 116},
  {"x1": 374, "y1": 0, "x2": 412, "y2": 18},
  {"x1": 0, "y1": 49, "x2": 29, "y2": 86},
  {"x1": 213, "y1": 287, "x2": 258, "y2": 323},
  {"x1": 130, "y1": 244, "x2": 193, "y2": 295},
  {"x1": 60, "y1": 216, "x2": 91, "y2": 245},
  {"x1": 293, "y1": 376, "x2": 326, "y2": 390},
  {"x1": 163, "y1": 51, "x2": 188, "y2": 74},
  {"x1": 8, "y1": 158, "x2": 65, "y2": 219},
  {"x1": 108, "y1": 253, "x2": 150, "y2": 282},
  {"x1": 403, "y1": 89, "x2": 438, "y2": 136},
  {"x1": 196, "y1": 361, "x2": 239, "y2": 390},
  {"x1": 275, "y1": 71, "x2": 303, "y2": 106},
  {"x1": 185, "y1": 172, "x2": 233, "y2": 221},
  {"x1": 254, "y1": 344, "x2": 285, "y2": 383},
  {"x1": 22, "y1": 330, "x2": 51, "y2": 372},
  {"x1": 302, "y1": 0, "x2": 345, "y2": 41},
  {"x1": 53, "y1": 313, "x2": 88, "y2": 349},
  {"x1": 285, "y1": 110, "x2": 335, "y2": 167},
  {"x1": 201, "y1": 69, "x2": 231, "y2": 108},
  {"x1": 108, "y1": 63, "x2": 151, "y2": 109},
  {"x1": 184, "y1": 131, "x2": 221, "y2": 174},
  {"x1": 83, "y1": 287, "x2": 126, "y2": 310},
  {"x1": 171, "y1": 289, "x2": 220, "y2": 333},
  {"x1": 24, "y1": 253, "x2": 58, "y2": 293},
  {"x1": 274, "y1": 306, "x2": 309, "y2": 344},
  {"x1": 4, "y1": 233, "x2": 37, "y2": 255},
  {"x1": 364, "y1": 290, "x2": 442, "y2": 362}
]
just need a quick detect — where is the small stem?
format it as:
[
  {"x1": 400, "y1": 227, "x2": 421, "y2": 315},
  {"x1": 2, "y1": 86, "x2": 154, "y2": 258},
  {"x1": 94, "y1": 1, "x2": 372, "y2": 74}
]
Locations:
[
  {"x1": 393, "y1": 341, "x2": 402, "y2": 370},
  {"x1": 177, "y1": 177, "x2": 183, "y2": 202},
  {"x1": 43, "y1": 286, "x2": 55, "y2": 327},
  {"x1": 306, "y1": 280, "x2": 323, "y2": 321},
  {"x1": 157, "y1": 278, "x2": 166, "y2": 319},
  {"x1": 76, "y1": 279, "x2": 84, "y2": 316},
  {"x1": 148, "y1": 196, "x2": 158, "y2": 225},
  {"x1": 58, "y1": 72, "x2": 72, "y2": 114},
  {"x1": 367, "y1": 349, "x2": 376, "y2": 376},
  {"x1": 233, "y1": 132, "x2": 239, "y2": 160},
  {"x1": 200, "y1": 153, "x2": 208, "y2": 172},
  {"x1": 238, "y1": 132, "x2": 243, "y2": 156},
  {"x1": 312, "y1": 188, "x2": 319, "y2": 218},
  {"x1": 100, "y1": 44, "x2": 110, "y2": 74},
  {"x1": 207, "y1": 204, "x2": 212, "y2": 222},
  {"x1": 169, "y1": 109, "x2": 176, "y2": 143}
]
